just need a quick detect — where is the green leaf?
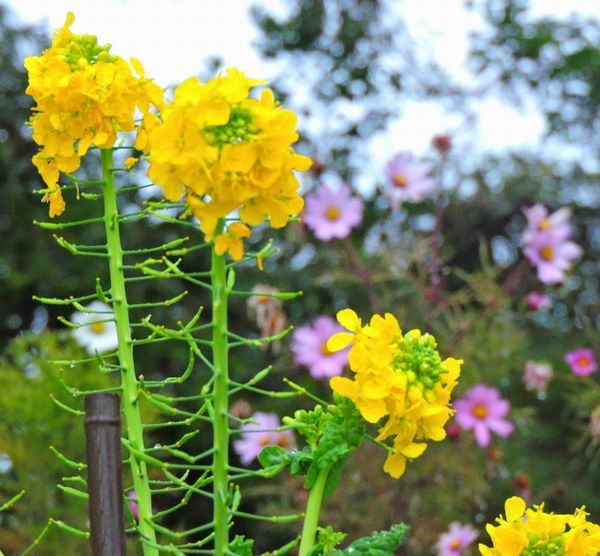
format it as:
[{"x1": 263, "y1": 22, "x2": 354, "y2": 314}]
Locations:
[
  {"x1": 305, "y1": 397, "x2": 365, "y2": 494},
  {"x1": 306, "y1": 526, "x2": 347, "y2": 555},
  {"x1": 333, "y1": 524, "x2": 409, "y2": 555},
  {"x1": 258, "y1": 445, "x2": 290, "y2": 477},
  {"x1": 229, "y1": 534, "x2": 254, "y2": 556},
  {"x1": 289, "y1": 446, "x2": 313, "y2": 476}
]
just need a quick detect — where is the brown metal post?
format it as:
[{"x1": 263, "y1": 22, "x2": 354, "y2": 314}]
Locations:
[{"x1": 85, "y1": 392, "x2": 126, "y2": 556}]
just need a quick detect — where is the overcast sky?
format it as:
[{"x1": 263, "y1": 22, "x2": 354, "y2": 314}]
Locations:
[{"x1": 8, "y1": 0, "x2": 599, "y2": 181}]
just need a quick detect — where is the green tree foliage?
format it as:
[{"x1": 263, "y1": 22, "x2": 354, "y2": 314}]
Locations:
[
  {"x1": 468, "y1": 0, "x2": 600, "y2": 144},
  {"x1": 0, "y1": 6, "x2": 49, "y2": 345},
  {"x1": 251, "y1": 0, "x2": 458, "y2": 177},
  {"x1": 0, "y1": 332, "x2": 115, "y2": 554}
]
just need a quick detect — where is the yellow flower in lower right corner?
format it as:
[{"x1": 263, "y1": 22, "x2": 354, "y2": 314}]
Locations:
[
  {"x1": 479, "y1": 496, "x2": 600, "y2": 555},
  {"x1": 327, "y1": 308, "x2": 461, "y2": 479}
]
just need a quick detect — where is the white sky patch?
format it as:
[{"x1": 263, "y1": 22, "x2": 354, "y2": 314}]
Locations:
[
  {"x1": 10, "y1": 0, "x2": 283, "y2": 86},
  {"x1": 8, "y1": 0, "x2": 598, "y2": 160}
]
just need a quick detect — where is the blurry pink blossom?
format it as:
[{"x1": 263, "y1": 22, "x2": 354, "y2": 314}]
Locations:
[
  {"x1": 233, "y1": 412, "x2": 296, "y2": 466},
  {"x1": 303, "y1": 184, "x2": 363, "y2": 241},
  {"x1": 523, "y1": 205, "x2": 572, "y2": 244},
  {"x1": 525, "y1": 291, "x2": 551, "y2": 311},
  {"x1": 446, "y1": 422, "x2": 460, "y2": 440},
  {"x1": 454, "y1": 385, "x2": 514, "y2": 448},
  {"x1": 385, "y1": 153, "x2": 435, "y2": 208},
  {"x1": 565, "y1": 348, "x2": 597, "y2": 377},
  {"x1": 434, "y1": 522, "x2": 478, "y2": 556},
  {"x1": 523, "y1": 361, "x2": 553, "y2": 394},
  {"x1": 523, "y1": 237, "x2": 582, "y2": 285},
  {"x1": 127, "y1": 491, "x2": 138, "y2": 520},
  {"x1": 522, "y1": 205, "x2": 582, "y2": 285},
  {"x1": 291, "y1": 316, "x2": 349, "y2": 380}
]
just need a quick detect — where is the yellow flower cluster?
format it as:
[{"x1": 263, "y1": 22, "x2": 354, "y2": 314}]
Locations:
[
  {"x1": 25, "y1": 12, "x2": 163, "y2": 216},
  {"x1": 327, "y1": 309, "x2": 461, "y2": 479},
  {"x1": 480, "y1": 496, "x2": 600, "y2": 555},
  {"x1": 146, "y1": 68, "x2": 311, "y2": 260}
]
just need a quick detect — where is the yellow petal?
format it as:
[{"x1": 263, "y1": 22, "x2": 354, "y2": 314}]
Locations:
[
  {"x1": 64, "y1": 12, "x2": 75, "y2": 28},
  {"x1": 214, "y1": 235, "x2": 228, "y2": 256},
  {"x1": 505, "y1": 496, "x2": 526, "y2": 522},
  {"x1": 46, "y1": 187, "x2": 65, "y2": 218},
  {"x1": 383, "y1": 452, "x2": 406, "y2": 479},
  {"x1": 400, "y1": 442, "x2": 427, "y2": 459},
  {"x1": 359, "y1": 399, "x2": 387, "y2": 423},
  {"x1": 124, "y1": 157, "x2": 138, "y2": 170},
  {"x1": 229, "y1": 238, "x2": 244, "y2": 261},
  {"x1": 292, "y1": 154, "x2": 312, "y2": 171},
  {"x1": 336, "y1": 308, "x2": 361, "y2": 332},
  {"x1": 130, "y1": 57, "x2": 145, "y2": 77},
  {"x1": 229, "y1": 222, "x2": 251, "y2": 239},
  {"x1": 329, "y1": 377, "x2": 357, "y2": 399},
  {"x1": 327, "y1": 332, "x2": 353, "y2": 352}
]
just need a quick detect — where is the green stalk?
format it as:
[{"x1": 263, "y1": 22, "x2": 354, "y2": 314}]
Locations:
[
  {"x1": 298, "y1": 465, "x2": 332, "y2": 556},
  {"x1": 211, "y1": 223, "x2": 230, "y2": 555},
  {"x1": 101, "y1": 149, "x2": 158, "y2": 556}
]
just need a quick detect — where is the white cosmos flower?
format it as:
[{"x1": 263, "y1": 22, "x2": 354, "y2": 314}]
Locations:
[
  {"x1": 71, "y1": 301, "x2": 119, "y2": 355},
  {"x1": 0, "y1": 453, "x2": 13, "y2": 474}
]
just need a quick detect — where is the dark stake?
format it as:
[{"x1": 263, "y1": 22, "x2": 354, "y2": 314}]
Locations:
[{"x1": 85, "y1": 392, "x2": 126, "y2": 556}]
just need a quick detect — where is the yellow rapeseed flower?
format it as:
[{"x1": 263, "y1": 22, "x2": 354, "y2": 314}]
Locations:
[
  {"x1": 146, "y1": 68, "x2": 311, "y2": 260},
  {"x1": 328, "y1": 308, "x2": 461, "y2": 478},
  {"x1": 124, "y1": 157, "x2": 139, "y2": 171},
  {"x1": 213, "y1": 223, "x2": 251, "y2": 261},
  {"x1": 479, "y1": 496, "x2": 600, "y2": 555},
  {"x1": 25, "y1": 12, "x2": 163, "y2": 216}
]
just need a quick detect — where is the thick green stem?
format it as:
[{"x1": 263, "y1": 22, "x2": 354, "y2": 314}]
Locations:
[
  {"x1": 101, "y1": 149, "x2": 158, "y2": 556},
  {"x1": 211, "y1": 227, "x2": 230, "y2": 556},
  {"x1": 298, "y1": 466, "x2": 332, "y2": 556}
]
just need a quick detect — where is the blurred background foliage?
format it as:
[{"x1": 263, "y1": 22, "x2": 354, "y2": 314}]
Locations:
[{"x1": 0, "y1": 0, "x2": 599, "y2": 554}]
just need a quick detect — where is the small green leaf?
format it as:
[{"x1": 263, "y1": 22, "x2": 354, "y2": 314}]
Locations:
[
  {"x1": 307, "y1": 526, "x2": 347, "y2": 555},
  {"x1": 258, "y1": 445, "x2": 290, "y2": 469},
  {"x1": 333, "y1": 524, "x2": 409, "y2": 555},
  {"x1": 229, "y1": 534, "x2": 254, "y2": 556},
  {"x1": 289, "y1": 447, "x2": 313, "y2": 476}
]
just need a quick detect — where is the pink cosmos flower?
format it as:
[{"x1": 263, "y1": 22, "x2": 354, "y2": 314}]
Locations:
[
  {"x1": 523, "y1": 205, "x2": 572, "y2": 244},
  {"x1": 565, "y1": 348, "x2": 597, "y2": 377},
  {"x1": 522, "y1": 205, "x2": 582, "y2": 285},
  {"x1": 523, "y1": 361, "x2": 553, "y2": 394},
  {"x1": 454, "y1": 385, "x2": 514, "y2": 448},
  {"x1": 303, "y1": 184, "x2": 363, "y2": 241},
  {"x1": 385, "y1": 153, "x2": 435, "y2": 208},
  {"x1": 523, "y1": 236, "x2": 582, "y2": 285},
  {"x1": 525, "y1": 291, "x2": 551, "y2": 311},
  {"x1": 291, "y1": 316, "x2": 349, "y2": 380},
  {"x1": 232, "y1": 412, "x2": 296, "y2": 466},
  {"x1": 435, "y1": 523, "x2": 478, "y2": 556}
]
